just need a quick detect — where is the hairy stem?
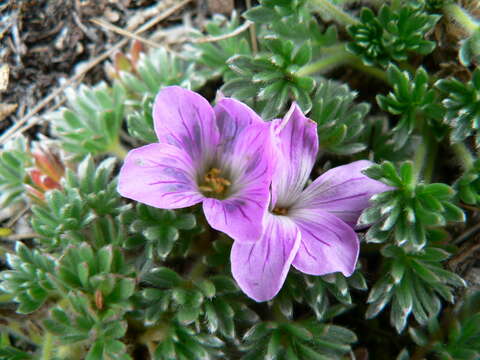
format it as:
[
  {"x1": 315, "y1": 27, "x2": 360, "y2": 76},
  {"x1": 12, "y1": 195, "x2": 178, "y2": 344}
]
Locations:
[
  {"x1": 452, "y1": 142, "x2": 475, "y2": 171},
  {"x1": 349, "y1": 58, "x2": 389, "y2": 83},
  {"x1": 296, "y1": 45, "x2": 355, "y2": 77},
  {"x1": 413, "y1": 120, "x2": 437, "y2": 183},
  {"x1": 444, "y1": 3, "x2": 478, "y2": 35},
  {"x1": 41, "y1": 333, "x2": 54, "y2": 360},
  {"x1": 310, "y1": 0, "x2": 360, "y2": 26},
  {"x1": 297, "y1": 44, "x2": 389, "y2": 83},
  {"x1": 107, "y1": 141, "x2": 128, "y2": 159}
]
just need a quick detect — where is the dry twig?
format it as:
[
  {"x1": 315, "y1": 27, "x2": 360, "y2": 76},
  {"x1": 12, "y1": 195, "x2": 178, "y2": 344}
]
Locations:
[{"x1": 193, "y1": 20, "x2": 253, "y2": 43}]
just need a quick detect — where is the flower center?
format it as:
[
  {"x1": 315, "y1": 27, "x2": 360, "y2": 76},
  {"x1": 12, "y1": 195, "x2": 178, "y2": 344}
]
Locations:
[
  {"x1": 199, "y1": 167, "x2": 231, "y2": 198},
  {"x1": 272, "y1": 207, "x2": 289, "y2": 216}
]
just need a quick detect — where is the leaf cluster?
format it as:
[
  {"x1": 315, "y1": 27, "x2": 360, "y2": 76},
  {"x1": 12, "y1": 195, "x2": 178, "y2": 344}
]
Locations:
[
  {"x1": 241, "y1": 319, "x2": 357, "y2": 360},
  {"x1": 276, "y1": 269, "x2": 367, "y2": 321},
  {"x1": 347, "y1": 3, "x2": 440, "y2": 66},
  {"x1": 48, "y1": 83, "x2": 126, "y2": 159},
  {"x1": 310, "y1": 79, "x2": 369, "y2": 155},
  {"x1": 408, "y1": 290, "x2": 480, "y2": 359},
  {"x1": 224, "y1": 37, "x2": 315, "y2": 119},
  {"x1": 437, "y1": 68, "x2": 480, "y2": 146},
  {"x1": 187, "y1": 13, "x2": 251, "y2": 78},
  {"x1": 0, "y1": 136, "x2": 31, "y2": 207},
  {"x1": 366, "y1": 244, "x2": 464, "y2": 333},
  {"x1": 31, "y1": 156, "x2": 127, "y2": 249},
  {"x1": 377, "y1": 65, "x2": 444, "y2": 149},
  {"x1": 361, "y1": 161, "x2": 464, "y2": 249}
]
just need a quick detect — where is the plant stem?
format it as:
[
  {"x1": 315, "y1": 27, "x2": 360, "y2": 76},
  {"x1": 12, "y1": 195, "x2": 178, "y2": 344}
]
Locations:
[
  {"x1": 452, "y1": 142, "x2": 475, "y2": 171},
  {"x1": 349, "y1": 58, "x2": 389, "y2": 83},
  {"x1": 296, "y1": 45, "x2": 355, "y2": 77},
  {"x1": 444, "y1": 3, "x2": 478, "y2": 35},
  {"x1": 423, "y1": 133, "x2": 437, "y2": 184},
  {"x1": 413, "y1": 120, "x2": 437, "y2": 183},
  {"x1": 41, "y1": 332, "x2": 54, "y2": 360},
  {"x1": 108, "y1": 141, "x2": 128, "y2": 159},
  {"x1": 413, "y1": 139, "x2": 427, "y2": 183},
  {"x1": 310, "y1": 0, "x2": 359, "y2": 26},
  {"x1": 296, "y1": 44, "x2": 389, "y2": 83},
  {"x1": 188, "y1": 257, "x2": 207, "y2": 282}
]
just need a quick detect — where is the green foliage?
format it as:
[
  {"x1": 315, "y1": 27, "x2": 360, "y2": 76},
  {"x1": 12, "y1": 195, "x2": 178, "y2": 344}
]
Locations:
[
  {"x1": 0, "y1": 346, "x2": 33, "y2": 360},
  {"x1": 377, "y1": 65, "x2": 444, "y2": 149},
  {"x1": 347, "y1": 3, "x2": 440, "y2": 66},
  {"x1": 0, "y1": 242, "x2": 57, "y2": 314},
  {"x1": 245, "y1": 0, "x2": 338, "y2": 52},
  {"x1": 122, "y1": 204, "x2": 199, "y2": 260},
  {"x1": 310, "y1": 79, "x2": 369, "y2": 155},
  {"x1": 408, "y1": 290, "x2": 480, "y2": 359},
  {"x1": 120, "y1": 46, "x2": 205, "y2": 98},
  {"x1": 241, "y1": 320, "x2": 357, "y2": 359},
  {"x1": 126, "y1": 95, "x2": 157, "y2": 144},
  {"x1": 276, "y1": 269, "x2": 367, "y2": 321},
  {"x1": 459, "y1": 29, "x2": 480, "y2": 67},
  {"x1": 224, "y1": 37, "x2": 315, "y2": 119},
  {"x1": 366, "y1": 244, "x2": 464, "y2": 333},
  {"x1": 42, "y1": 243, "x2": 135, "y2": 359},
  {"x1": 361, "y1": 116, "x2": 416, "y2": 162},
  {"x1": 436, "y1": 69, "x2": 480, "y2": 146},
  {"x1": 361, "y1": 161, "x2": 464, "y2": 249},
  {"x1": 455, "y1": 157, "x2": 480, "y2": 205},
  {"x1": 56, "y1": 244, "x2": 134, "y2": 305},
  {"x1": 49, "y1": 83, "x2": 126, "y2": 159},
  {"x1": 0, "y1": 135, "x2": 31, "y2": 207},
  {"x1": 44, "y1": 296, "x2": 131, "y2": 360},
  {"x1": 31, "y1": 156, "x2": 127, "y2": 249},
  {"x1": 149, "y1": 321, "x2": 224, "y2": 360},
  {"x1": 187, "y1": 13, "x2": 251, "y2": 78},
  {"x1": 140, "y1": 267, "x2": 257, "y2": 339}
]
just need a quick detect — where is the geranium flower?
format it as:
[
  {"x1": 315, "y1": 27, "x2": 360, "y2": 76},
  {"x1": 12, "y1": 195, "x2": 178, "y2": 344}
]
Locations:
[
  {"x1": 118, "y1": 86, "x2": 275, "y2": 242},
  {"x1": 231, "y1": 104, "x2": 391, "y2": 301}
]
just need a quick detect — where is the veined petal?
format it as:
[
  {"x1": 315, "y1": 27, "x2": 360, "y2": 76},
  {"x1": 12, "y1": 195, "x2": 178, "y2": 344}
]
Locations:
[
  {"x1": 118, "y1": 143, "x2": 204, "y2": 209},
  {"x1": 296, "y1": 160, "x2": 391, "y2": 226},
  {"x1": 271, "y1": 103, "x2": 318, "y2": 208},
  {"x1": 203, "y1": 118, "x2": 276, "y2": 242},
  {"x1": 231, "y1": 214, "x2": 301, "y2": 302},
  {"x1": 291, "y1": 208, "x2": 359, "y2": 277},
  {"x1": 202, "y1": 182, "x2": 269, "y2": 242},
  {"x1": 153, "y1": 86, "x2": 219, "y2": 167},
  {"x1": 214, "y1": 100, "x2": 274, "y2": 187}
]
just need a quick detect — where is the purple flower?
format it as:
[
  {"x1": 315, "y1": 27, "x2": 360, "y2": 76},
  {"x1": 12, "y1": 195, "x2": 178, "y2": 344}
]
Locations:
[
  {"x1": 231, "y1": 104, "x2": 391, "y2": 302},
  {"x1": 118, "y1": 86, "x2": 275, "y2": 242}
]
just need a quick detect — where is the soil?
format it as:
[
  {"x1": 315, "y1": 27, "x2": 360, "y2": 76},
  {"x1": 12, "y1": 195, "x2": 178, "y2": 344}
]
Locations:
[{"x1": 0, "y1": 0, "x2": 239, "y2": 136}]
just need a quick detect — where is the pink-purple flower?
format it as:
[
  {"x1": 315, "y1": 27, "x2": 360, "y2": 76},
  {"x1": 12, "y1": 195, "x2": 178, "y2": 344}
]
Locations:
[
  {"x1": 230, "y1": 104, "x2": 391, "y2": 301},
  {"x1": 118, "y1": 86, "x2": 389, "y2": 303},
  {"x1": 118, "y1": 86, "x2": 275, "y2": 242}
]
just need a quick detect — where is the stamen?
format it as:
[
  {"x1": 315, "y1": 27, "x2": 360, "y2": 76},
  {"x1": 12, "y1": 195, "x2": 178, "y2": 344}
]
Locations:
[
  {"x1": 199, "y1": 167, "x2": 231, "y2": 198},
  {"x1": 272, "y1": 207, "x2": 289, "y2": 216}
]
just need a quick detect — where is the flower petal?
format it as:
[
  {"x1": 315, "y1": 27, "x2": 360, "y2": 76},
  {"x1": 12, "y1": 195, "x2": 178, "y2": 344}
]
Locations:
[
  {"x1": 118, "y1": 143, "x2": 204, "y2": 209},
  {"x1": 214, "y1": 99, "x2": 274, "y2": 184},
  {"x1": 296, "y1": 160, "x2": 391, "y2": 226},
  {"x1": 230, "y1": 214, "x2": 301, "y2": 302},
  {"x1": 271, "y1": 103, "x2": 318, "y2": 208},
  {"x1": 202, "y1": 115, "x2": 276, "y2": 242},
  {"x1": 291, "y1": 208, "x2": 359, "y2": 276},
  {"x1": 153, "y1": 86, "x2": 219, "y2": 166},
  {"x1": 202, "y1": 181, "x2": 269, "y2": 242}
]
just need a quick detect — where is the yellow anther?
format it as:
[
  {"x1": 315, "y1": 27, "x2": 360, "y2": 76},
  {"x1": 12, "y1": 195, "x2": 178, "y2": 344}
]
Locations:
[
  {"x1": 272, "y1": 207, "x2": 289, "y2": 216},
  {"x1": 199, "y1": 168, "x2": 231, "y2": 197}
]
